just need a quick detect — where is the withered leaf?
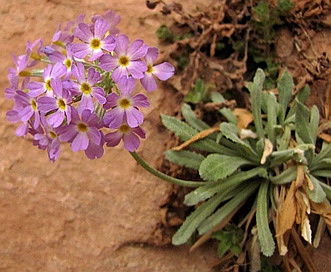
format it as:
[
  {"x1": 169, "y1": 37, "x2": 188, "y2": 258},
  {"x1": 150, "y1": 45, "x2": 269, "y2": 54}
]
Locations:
[
  {"x1": 172, "y1": 127, "x2": 219, "y2": 151},
  {"x1": 232, "y1": 108, "x2": 254, "y2": 129}
]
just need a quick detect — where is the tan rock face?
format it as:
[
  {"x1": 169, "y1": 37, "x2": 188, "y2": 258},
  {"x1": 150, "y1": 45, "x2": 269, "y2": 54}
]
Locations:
[{"x1": 0, "y1": 1, "x2": 217, "y2": 271}]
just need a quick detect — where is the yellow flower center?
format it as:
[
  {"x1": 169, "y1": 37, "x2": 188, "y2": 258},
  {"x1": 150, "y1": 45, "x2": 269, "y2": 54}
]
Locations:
[
  {"x1": 119, "y1": 98, "x2": 131, "y2": 109},
  {"x1": 64, "y1": 58, "x2": 72, "y2": 69},
  {"x1": 30, "y1": 99, "x2": 37, "y2": 111},
  {"x1": 80, "y1": 82, "x2": 92, "y2": 95},
  {"x1": 52, "y1": 40, "x2": 66, "y2": 48},
  {"x1": 119, "y1": 124, "x2": 130, "y2": 134},
  {"x1": 77, "y1": 122, "x2": 88, "y2": 132},
  {"x1": 30, "y1": 52, "x2": 42, "y2": 61},
  {"x1": 49, "y1": 131, "x2": 57, "y2": 139},
  {"x1": 45, "y1": 79, "x2": 52, "y2": 91},
  {"x1": 57, "y1": 98, "x2": 66, "y2": 110},
  {"x1": 119, "y1": 56, "x2": 130, "y2": 67},
  {"x1": 147, "y1": 64, "x2": 154, "y2": 73},
  {"x1": 19, "y1": 70, "x2": 32, "y2": 77},
  {"x1": 90, "y1": 38, "x2": 101, "y2": 50}
]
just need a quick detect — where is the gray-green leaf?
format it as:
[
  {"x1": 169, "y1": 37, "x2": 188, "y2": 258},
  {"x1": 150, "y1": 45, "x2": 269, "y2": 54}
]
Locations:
[
  {"x1": 172, "y1": 193, "x2": 226, "y2": 245},
  {"x1": 199, "y1": 154, "x2": 253, "y2": 181},
  {"x1": 256, "y1": 181, "x2": 275, "y2": 257},
  {"x1": 278, "y1": 68, "x2": 294, "y2": 114},
  {"x1": 307, "y1": 174, "x2": 326, "y2": 203},
  {"x1": 165, "y1": 150, "x2": 205, "y2": 170}
]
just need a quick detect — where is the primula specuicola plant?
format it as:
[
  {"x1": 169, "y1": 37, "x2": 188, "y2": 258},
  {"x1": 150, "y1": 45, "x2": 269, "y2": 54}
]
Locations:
[
  {"x1": 5, "y1": 9, "x2": 331, "y2": 266},
  {"x1": 161, "y1": 68, "x2": 331, "y2": 261},
  {"x1": 5, "y1": 10, "x2": 174, "y2": 161}
]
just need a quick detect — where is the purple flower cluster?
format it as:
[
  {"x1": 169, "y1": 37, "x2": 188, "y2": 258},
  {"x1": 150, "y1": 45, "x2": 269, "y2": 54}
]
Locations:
[{"x1": 5, "y1": 10, "x2": 174, "y2": 161}]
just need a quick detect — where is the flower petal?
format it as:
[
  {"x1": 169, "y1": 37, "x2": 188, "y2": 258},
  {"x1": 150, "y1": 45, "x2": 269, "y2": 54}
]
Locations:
[
  {"x1": 127, "y1": 60, "x2": 147, "y2": 79},
  {"x1": 126, "y1": 107, "x2": 144, "y2": 128},
  {"x1": 132, "y1": 93, "x2": 150, "y2": 108},
  {"x1": 103, "y1": 107, "x2": 125, "y2": 129},
  {"x1": 105, "y1": 131, "x2": 122, "y2": 147},
  {"x1": 145, "y1": 47, "x2": 158, "y2": 65},
  {"x1": 123, "y1": 132, "x2": 140, "y2": 152},
  {"x1": 99, "y1": 54, "x2": 118, "y2": 72},
  {"x1": 140, "y1": 74, "x2": 157, "y2": 92},
  {"x1": 153, "y1": 62, "x2": 175, "y2": 80},
  {"x1": 127, "y1": 40, "x2": 148, "y2": 59},
  {"x1": 71, "y1": 132, "x2": 89, "y2": 151}
]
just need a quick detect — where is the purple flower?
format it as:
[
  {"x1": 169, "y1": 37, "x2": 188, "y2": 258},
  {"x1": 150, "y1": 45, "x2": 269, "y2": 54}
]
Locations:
[
  {"x1": 27, "y1": 63, "x2": 67, "y2": 97},
  {"x1": 5, "y1": 76, "x2": 30, "y2": 101},
  {"x1": 140, "y1": 47, "x2": 175, "y2": 92},
  {"x1": 25, "y1": 38, "x2": 44, "y2": 67},
  {"x1": 38, "y1": 78, "x2": 72, "y2": 127},
  {"x1": 59, "y1": 108, "x2": 103, "y2": 153},
  {"x1": 12, "y1": 90, "x2": 41, "y2": 129},
  {"x1": 105, "y1": 121, "x2": 145, "y2": 152},
  {"x1": 71, "y1": 62, "x2": 106, "y2": 114},
  {"x1": 32, "y1": 116, "x2": 61, "y2": 162},
  {"x1": 71, "y1": 18, "x2": 116, "y2": 61},
  {"x1": 6, "y1": 109, "x2": 29, "y2": 137},
  {"x1": 99, "y1": 34, "x2": 148, "y2": 82},
  {"x1": 92, "y1": 10, "x2": 121, "y2": 34},
  {"x1": 8, "y1": 54, "x2": 29, "y2": 82},
  {"x1": 47, "y1": 44, "x2": 75, "y2": 79},
  {"x1": 103, "y1": 76, "x2": 150, "y2": 129},
  {"x1": 50, "y1": 17, "x2": 78, "y2": 49},
  {"x1": 85, "y1": 132, "x2": 105, "y2": 159}
]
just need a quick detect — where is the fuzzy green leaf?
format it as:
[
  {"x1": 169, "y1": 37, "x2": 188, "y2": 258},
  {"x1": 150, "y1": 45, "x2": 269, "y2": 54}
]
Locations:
[
  {"x1": 253, "y1": 68, "x2": 266, "y2": 88},
  {"x1": 295, "y1": 100, "x2": 314, "y2": 144},
  {"x1": 172, "y1": 193, "x2": 226, "y2": 245},
  {"x1": 269, "y1": 144, "x2": 313, "y2": 168},
  {"x1": 184, "y1": 167, "x2": 267, "y2": 206},
  {"x1": 307, "y1": 174, "x2": 326, "y2": 203},
  {"x1": 311, "y1": 158, "x2": 331, "y2": 171},
  {"x1": 311, "y1": 169, "x2": 331, "y2": 178},
  {"x1": 320, "y1": 182, "x2": 331, "y2": 199},
  {"x1": 266, "y1": 92, "x2": 278, "y2": 145},
  {"x1": 181, "y1": 103, "x2": 210, "y2": 132},
  {"x1": 165, "y1": 150, "x2": 205, "y2": 170},
  {"x1": 309, "y1": 105, "x2": 320, "y2": 145},
  {"x1": 310, "y1": 142, "x2": 331, "y2": 170},
  {"x1": 277, "y1": 68, "x2": 294, "y2": 115},
  {"x1": 210, "y1": 92, "x2": 237, "y2": 124},
  {"x1": 220, "y1": 122, "x2": 257, "y2": 157},
  {"x1": 296, "y1": 85, "x2": 311, "y2": 104},
  {"x1": 161, "y1": 114, "x2": 233, "y2": 154},
  {"x1": 198, "y1": 181, "x2": 260, "y2": 234},
  {"x1": 269, "y1": 166, "x2": 297, "y2": 185},
  {"x1": 248, "y1": 69, "x2": 265, "y2": 138},
  {"x1": 199, "y1": 154, "x2": 253, "y2": 181},
  {"x1": 256, "y1": 181, "x2": 275, "y2": 257},
  {"x1": 277, "y1": 125, "x2": 291, "y2": 151}
]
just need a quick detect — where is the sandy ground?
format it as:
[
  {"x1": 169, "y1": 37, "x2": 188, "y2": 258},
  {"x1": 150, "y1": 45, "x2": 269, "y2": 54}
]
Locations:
[{"x1": 0, "y1": 1, "x2": 218, "y2": 271}]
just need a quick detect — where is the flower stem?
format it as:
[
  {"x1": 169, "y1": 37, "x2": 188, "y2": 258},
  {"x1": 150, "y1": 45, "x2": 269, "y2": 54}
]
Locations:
[{"x1": 129, "y1": 151, "x2": 205, "y2": 187}]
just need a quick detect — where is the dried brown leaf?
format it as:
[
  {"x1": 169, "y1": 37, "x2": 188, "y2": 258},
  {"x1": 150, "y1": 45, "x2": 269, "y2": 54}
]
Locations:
[
  {"x1": 276, "y1": 181, "x2": 297, "y2": 238},
  {"x1": 260, "y1": 139, "x2": 274, "y2": 164},
  {"x1": 318, "y1": 133, "x2": 331, "y2": 142},
  {"x1": 172, "y1": 127, "x2": 219, "y2": 151},
  {"x1": 232, "y1": 108, "x2": 254, "y2": 129},
  {"x1": 276, "y1": 165, "x2": 305, "y2": 237},
  {"x1": 311, "y1": 200, "x2": 331, "y2": 226}
]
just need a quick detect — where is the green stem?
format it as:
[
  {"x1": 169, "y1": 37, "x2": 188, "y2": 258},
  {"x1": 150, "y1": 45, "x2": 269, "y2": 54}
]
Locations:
[{"x1": 129, "y1": 151, "x2": 205, "y2": 188}]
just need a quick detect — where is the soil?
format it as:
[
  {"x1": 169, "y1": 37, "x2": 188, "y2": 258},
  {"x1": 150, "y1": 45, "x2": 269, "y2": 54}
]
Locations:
[{"x1": 0, "y1": 1, "x2": 330, "y2": 272}]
